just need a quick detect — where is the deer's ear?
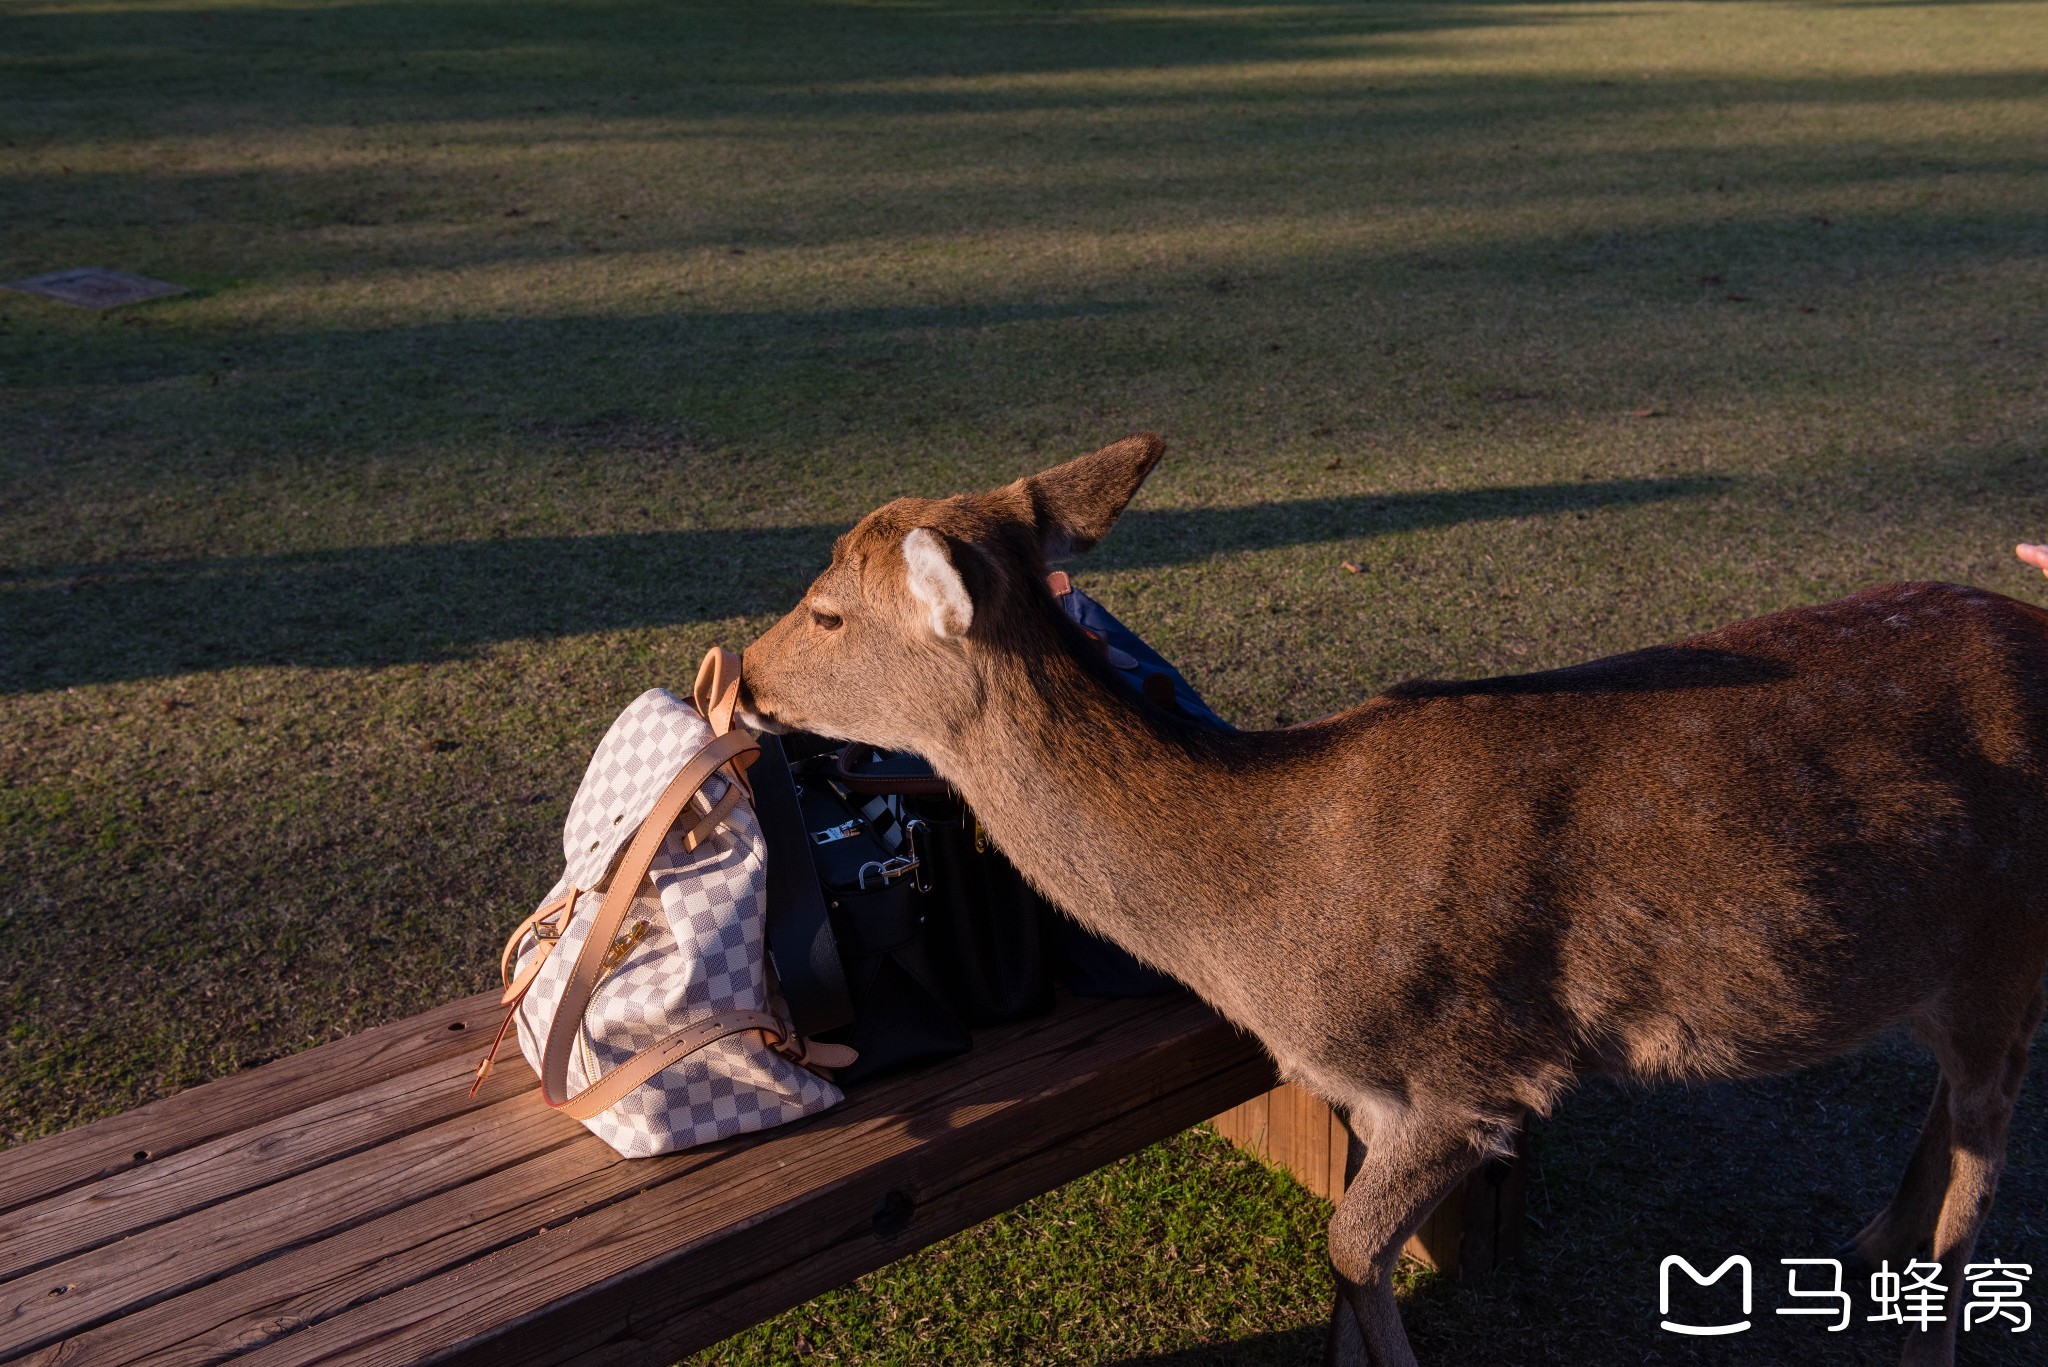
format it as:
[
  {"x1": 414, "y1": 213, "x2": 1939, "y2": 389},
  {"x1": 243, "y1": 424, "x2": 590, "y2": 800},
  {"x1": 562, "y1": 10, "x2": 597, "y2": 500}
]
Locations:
[
  {"x1": 1022, "y1": 432, "x2": 1164, "y2": 561},
  {"x1": 902, "y1": 528, "x2": 974, "y2": 638}
]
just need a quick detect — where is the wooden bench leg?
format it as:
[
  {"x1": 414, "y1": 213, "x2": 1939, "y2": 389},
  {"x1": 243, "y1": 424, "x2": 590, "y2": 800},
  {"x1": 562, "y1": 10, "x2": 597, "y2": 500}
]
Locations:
[{"x1": 1209, "y1": 1083, "x2": 1526, "y2": 1279}]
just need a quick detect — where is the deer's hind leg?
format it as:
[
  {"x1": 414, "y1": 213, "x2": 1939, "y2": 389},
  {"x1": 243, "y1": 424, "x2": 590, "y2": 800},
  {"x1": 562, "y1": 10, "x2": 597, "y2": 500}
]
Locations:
[
  {"x1": 1896, "y1": 982, "x2": 2044, "y2": 1367},
  {"x1": 1844, "y1": 1075, "x2": 1951, "y2": 1269},
  {"x1": 1323, "y1": 1102, "x2": 1500, "y2": 1367}
]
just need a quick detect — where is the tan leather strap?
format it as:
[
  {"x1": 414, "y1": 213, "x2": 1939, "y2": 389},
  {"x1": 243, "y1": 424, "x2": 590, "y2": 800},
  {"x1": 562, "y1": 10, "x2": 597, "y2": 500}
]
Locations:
[
  {"x1": 477, "y1": 883, "x2": 598, "y2": 1098},
  {"x1": 694, "y1": 646, "x2": 743, "y2": 738},
  {"x1": 504, "y1": 753, "x2": 744, "y2": 1001},
  {"x1": 692, "y1": 647, "x2": 751, "y2": 803},
  {"x1": 470, "y1": 990, "x2": 528, "y2": 1097},
  {"x1": 473, "y1": 886, "x2": 581, "y2": 1096},
  {"x1": 553, "y1": 1002, "x2": 862, "y2": 1115},
  {"x1": 473, "y1": 745, "x2": 754, "y2": 1099},
  {"x1": 783, "y1": 1036, "x2": 859, "y2": 1071},
  {"x1": 554, "y1": 1007, "x2": 786, "y2": 1119},
  {"x1": 500, "y1": 886, "x2": 578, "y2": 995},
  {"x1": 539, "y1": 726, "x2": 761, "y2": 1113}
]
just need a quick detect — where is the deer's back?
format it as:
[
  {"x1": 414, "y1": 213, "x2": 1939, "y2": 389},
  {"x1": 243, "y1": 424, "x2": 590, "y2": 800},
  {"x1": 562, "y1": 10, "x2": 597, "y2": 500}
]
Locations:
[{"x1": 1280, "y1": 582, "x2": 2048, "y2": 1106}]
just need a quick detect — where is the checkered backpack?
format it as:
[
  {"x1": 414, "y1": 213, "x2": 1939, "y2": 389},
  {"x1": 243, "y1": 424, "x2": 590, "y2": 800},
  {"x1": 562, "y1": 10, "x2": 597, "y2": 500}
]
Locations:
[{"x1": 471, "y1": 649, "x2": 853, "y2": 1157}]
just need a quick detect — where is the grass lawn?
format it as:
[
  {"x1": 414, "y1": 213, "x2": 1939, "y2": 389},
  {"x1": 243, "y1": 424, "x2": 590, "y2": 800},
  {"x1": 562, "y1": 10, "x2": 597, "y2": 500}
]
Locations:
[{"x1": 4, "y1": 0, "x2": 2047, "y2": 1361}]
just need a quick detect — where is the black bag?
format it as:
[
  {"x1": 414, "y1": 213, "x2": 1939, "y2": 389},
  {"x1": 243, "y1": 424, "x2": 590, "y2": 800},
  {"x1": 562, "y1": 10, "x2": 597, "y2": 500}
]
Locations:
[
  {"x1": 748, "y1": 731, "x2": 855, "y2": 1038},
  {"x1": 830, "y1": 738, "x2": 1181, "y2": 1009},
  {"x1": 769, "y1": 735, "x2": 971, "y2": 1087},
  {"x1": 831, "y1": 747, "x2": 1054, "y2": 1026}
]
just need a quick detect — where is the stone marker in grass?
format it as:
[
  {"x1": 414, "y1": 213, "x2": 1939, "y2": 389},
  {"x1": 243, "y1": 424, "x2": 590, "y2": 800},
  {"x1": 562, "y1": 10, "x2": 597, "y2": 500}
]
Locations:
[{"x1": 2, "y1": 268, "x2": 186, "y2": 309}]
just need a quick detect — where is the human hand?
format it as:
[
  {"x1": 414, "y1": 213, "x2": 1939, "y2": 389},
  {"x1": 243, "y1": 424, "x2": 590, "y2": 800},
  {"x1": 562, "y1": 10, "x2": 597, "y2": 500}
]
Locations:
[{"x1": 2019, "y1": 544, "x2": 2048, "y2": 577}]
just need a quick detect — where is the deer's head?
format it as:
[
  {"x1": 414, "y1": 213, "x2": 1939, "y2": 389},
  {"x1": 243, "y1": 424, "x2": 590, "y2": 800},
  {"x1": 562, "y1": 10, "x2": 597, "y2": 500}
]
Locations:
[{"x1": 739, "y1": 433, "x2": 1164, "y2": 751}]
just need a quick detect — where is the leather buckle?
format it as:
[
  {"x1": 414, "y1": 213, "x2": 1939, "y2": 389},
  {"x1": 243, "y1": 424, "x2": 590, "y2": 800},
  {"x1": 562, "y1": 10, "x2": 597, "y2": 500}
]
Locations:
[{"x1": 533, "y1": 887, "x2": 579, "y2": 941}]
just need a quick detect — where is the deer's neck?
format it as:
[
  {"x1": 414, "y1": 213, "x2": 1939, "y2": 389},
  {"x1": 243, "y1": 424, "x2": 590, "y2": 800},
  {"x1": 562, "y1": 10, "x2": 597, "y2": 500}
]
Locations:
[{"x1": 925, "y1": 639, "x2": 1317, "y2": 1016}]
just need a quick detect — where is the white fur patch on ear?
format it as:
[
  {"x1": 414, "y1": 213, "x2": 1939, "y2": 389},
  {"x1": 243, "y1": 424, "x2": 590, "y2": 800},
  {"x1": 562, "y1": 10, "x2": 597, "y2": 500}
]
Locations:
[{"x1": 903, "y1": 528, "x2": 973, "y2": 638}]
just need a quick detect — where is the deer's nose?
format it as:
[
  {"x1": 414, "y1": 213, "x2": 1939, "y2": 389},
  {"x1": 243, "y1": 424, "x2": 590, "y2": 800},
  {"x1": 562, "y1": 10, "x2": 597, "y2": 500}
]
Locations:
[
  {"x1": 732, "y1": 677, "x2": 788, "y2": 734},
  {"x1": 737, "y1": 702, "x2": 789, "y2": 734}
]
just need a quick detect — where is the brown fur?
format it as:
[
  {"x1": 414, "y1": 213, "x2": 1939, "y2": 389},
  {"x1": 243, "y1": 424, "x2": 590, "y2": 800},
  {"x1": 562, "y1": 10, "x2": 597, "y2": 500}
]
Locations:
[{"x1": 740, "y1": 435, "x2": 2048, "y2": 1367}]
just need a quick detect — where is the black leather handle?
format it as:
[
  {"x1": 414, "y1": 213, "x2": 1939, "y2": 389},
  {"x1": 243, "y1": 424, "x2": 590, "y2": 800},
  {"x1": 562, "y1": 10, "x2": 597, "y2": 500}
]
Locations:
[
  {"x1": 834, "y1": 743, "x2": 952, "y2": 797},
  {"x1": 750, "y1": 732, "x2": 857, "y2": 1036}
]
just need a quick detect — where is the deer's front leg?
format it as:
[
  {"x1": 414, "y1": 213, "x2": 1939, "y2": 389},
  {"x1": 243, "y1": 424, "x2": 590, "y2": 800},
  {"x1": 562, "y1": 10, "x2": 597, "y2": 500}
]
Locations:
[{"x1": 1324, "y1": 1105, "x2": 1494, "y2": 1367}]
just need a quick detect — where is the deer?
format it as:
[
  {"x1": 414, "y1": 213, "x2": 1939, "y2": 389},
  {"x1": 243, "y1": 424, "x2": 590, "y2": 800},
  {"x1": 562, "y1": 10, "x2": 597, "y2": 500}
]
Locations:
[{"x1": 737, "y1": 433, "x2": 2048, "y2": 1367}]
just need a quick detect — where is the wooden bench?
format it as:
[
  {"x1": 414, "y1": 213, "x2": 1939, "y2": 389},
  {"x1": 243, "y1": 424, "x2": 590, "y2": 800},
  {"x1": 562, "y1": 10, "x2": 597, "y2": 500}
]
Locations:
[{"x1": 0, "y1": 990, "x2": 1520, "y2": 1366}]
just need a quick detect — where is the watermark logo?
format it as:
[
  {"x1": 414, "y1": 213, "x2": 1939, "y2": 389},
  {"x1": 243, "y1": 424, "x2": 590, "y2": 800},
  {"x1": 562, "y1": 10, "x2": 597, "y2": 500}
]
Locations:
[
  {"x1": 1964, "y1": 1262, "x2": 2033, "y2": 1333},
  {"x1": 1660, "y1": 1255, "x2": 1751, "y2": 1336},
  {"x1": 1776, "y1": 1258, "x2": 1851, "y2": 1331},
  {"x1": 1657, "y1": 1256, "x2": 2031, "y2": 1336},
  {"x1": 1868, "y1": 1260, "x2": 1946, "y2": 1330}
]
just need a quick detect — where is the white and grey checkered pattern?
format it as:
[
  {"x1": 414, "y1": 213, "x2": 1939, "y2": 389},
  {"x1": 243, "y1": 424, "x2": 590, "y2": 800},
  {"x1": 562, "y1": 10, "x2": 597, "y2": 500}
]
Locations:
[{"x1": 511, "y1": 688, "x2": 842, "y2": 1157}]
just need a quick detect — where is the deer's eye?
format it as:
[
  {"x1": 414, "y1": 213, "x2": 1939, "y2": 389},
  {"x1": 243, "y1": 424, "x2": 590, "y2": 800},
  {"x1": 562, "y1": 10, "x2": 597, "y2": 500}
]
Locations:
[{"x1": 809, "y1": 607, "x2": 844, "y2": 632}]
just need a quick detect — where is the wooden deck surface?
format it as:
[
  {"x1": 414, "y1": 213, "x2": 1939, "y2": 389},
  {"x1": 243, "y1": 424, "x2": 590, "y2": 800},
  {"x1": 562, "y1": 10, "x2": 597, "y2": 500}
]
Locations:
[{"x1": 0, "y1": 991, "x2": 1276, "y2": 1367}]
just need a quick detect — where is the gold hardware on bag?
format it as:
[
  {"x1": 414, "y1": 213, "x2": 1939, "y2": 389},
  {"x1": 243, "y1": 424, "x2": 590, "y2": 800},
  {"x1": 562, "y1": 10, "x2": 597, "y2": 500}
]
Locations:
[
  {"x1": 598, "y1": 920, "x2": 650, "y2": 974},
  {"x1": 533, "y1": 888, "x2": 578, "y2": 941},
  {"x1": 973, "y1": 817, "x2": 988, "y2": 854}
]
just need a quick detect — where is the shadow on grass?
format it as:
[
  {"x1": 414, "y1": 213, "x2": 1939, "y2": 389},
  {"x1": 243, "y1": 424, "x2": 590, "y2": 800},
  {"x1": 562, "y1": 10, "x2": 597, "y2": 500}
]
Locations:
[
  {"x1": 6, "y1": 189, "x2": 2037, "y2": 491},
  {"x1": 0, "y1": 0, "x2": 1564, "y2": 133},
  {"x1": 1107, "y1": 1324, "x2": 1323, "y2": 1366},
  {"x1": 9, "y1": 0, "x2": 2043, "y2": 333},
  {"x1": 7, "y1": 0, "x2": 2044, "y2": 500},
  {"x1": 1, "y1": 477, "x2": 1722, "y2": 692},
  {"x1": 18, "y1": 74, "x2": 2046, "y2": 276}
]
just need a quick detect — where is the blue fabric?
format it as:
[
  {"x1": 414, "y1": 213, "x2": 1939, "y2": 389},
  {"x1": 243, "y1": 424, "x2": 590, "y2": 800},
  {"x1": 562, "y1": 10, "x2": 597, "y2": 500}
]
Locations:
[{"x1": 1054, "y1": 581, "x2": 1233, "y2": 731}]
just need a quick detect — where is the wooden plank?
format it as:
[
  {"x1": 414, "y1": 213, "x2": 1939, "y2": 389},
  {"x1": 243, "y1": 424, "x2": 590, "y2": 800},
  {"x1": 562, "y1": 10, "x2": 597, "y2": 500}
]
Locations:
[
  {"x1": 1207, "y1": 1088, "x2": 1267, "y2": 1155},
  {"x1": 1323, "y1": 1097, "x2": 1350, "y2": 1205},
  {"x1": 53, "y1": 1005, "x2": 1126, "y2": 1367},
  {"x1": 44, "y1": 1126, "x2": 665, "y2": 1367},
  {"x1": 1409, "y1": 1177, "x2": 1465, "y2": 1277},
  {"x1": 0, "y1": 1048, "x2": 513, "y2": 1285},
  {"x1": 0, "y1": 1082, "x2": 572, "y2": 1360},
  {"x1": 554, "y1": 1034, "x2": 1270, "y2": 1367},
  {"x1": 0, "y1": 993, "x2": 503, "y2": 1219},
  {"x1": 311, "y1": 993, "x2": 1270, "y2": 1367},
  {"x1": 9, "y1": 993, "x2": 1259, "y2": 1367},
  {"x1": 1212, "y1": 1082, "x2": 1338, "y2": 1201},
  {"x1": 1266, "y1": 1082, "x2": 1332, "y2": 1202},
  {"x1": 228, "y1": 993, "x2": 1273, "y2": 1367},
  {"x1": 1446, "y1": 1129, "x2": 1528, "y2": 1281}
]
